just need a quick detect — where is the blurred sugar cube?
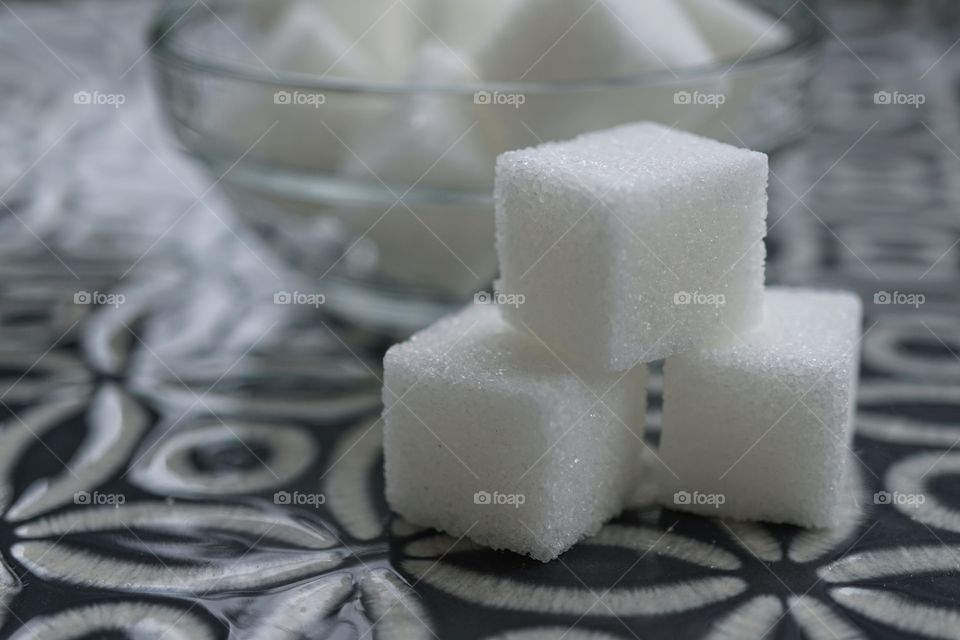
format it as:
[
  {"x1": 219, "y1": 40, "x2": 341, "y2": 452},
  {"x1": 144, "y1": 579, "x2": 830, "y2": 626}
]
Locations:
[
  {"x1": 473, "y1": 0, "x2": 716, "y2": 82},
  {"x1": 338, "y1": 43, "x2": 497, "y2": 295},
  {"x1": 678, "y1": 0, "x2": 792, "y2": 59}
]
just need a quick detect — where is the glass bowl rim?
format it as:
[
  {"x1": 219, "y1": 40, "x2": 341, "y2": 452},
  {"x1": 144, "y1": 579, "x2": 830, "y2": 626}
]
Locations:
[{"x1": 149, "y1": 0, "x2": 825, "y2": 95}]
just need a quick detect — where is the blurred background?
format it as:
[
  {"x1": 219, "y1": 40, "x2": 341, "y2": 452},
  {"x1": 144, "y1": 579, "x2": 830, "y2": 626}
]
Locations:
[{"x1": 0, "y1": 1, "x2": 959, "y2": 638}]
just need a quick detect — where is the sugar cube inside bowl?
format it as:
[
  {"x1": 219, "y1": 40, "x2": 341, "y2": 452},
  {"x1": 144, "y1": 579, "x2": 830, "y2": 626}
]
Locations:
[
  {"x1": 467, "y1": 0, "x2": 726, "y2": 153},
  {"x1": 473, "y1": 0, "x2": 715, "y2": 82},
  {"x1": 202, "y1": 0, "x2": 808, "y2": 323},
  {"x1": 337, "y1": 42, "x2": 499, "y2": 296},
  {"x1": 677, "y1": 0, "x2": 792, "y2": 60}
]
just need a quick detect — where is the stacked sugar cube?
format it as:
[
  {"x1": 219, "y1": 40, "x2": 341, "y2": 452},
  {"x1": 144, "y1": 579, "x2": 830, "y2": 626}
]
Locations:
[
  {"x1": 383, "y1": 305, "x2": 647, "y2": 561},
  {"x1": 382, "y1": 122, "x2": 862, "y2": 562}
]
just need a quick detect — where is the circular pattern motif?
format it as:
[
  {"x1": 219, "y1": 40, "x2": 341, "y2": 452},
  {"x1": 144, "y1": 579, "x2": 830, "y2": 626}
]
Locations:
[
  {"x1": 857, "y1": 382, "x2": 960, "y2": 446},
  {"x1": 863, "y1": 315, "x2": 960, "y2": 381},
  {"x1": 6, "y1": 602, "x2": 217, "y2": 640},
  {"x1": 886, "y1": 452, "x2": 960, "y2": 534},
  {"x1": 130, "y1": 421, "x2": 317, "y2": 496}
]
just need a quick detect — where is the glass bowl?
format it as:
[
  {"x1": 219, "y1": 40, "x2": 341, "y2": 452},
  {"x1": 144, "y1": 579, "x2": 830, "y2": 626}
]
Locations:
[{"x1": 149, "y1": 0, "x2": 823, "y2": 334}]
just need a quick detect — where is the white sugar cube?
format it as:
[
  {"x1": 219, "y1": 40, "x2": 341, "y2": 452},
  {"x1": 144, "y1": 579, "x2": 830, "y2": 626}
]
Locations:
[
  {"x1": 658, "y1": 288, "x2": 863, "y2": 528},
  {"x1": 418, "y1": 0, "x2": 516, "y2": 51},
  {"x1": 224, "y1": 1, "x2": 384, "y2": 171},
  {"x1": 257, "y1": 1, "x2": 380, "y2": 79},
  {"x1": 678, "y1": 0, "x2": 792, "y2": 60},
  {"x1": 235, "y1": 1, "x2": 424, "y2": 169},
  {"x1": 383, "y1": 305, "x2": 647, "y2": 562},
  {"x1": 343, "y1": 42, "x2": 491, "y2": 189},
  {"x1": 495, "y1": 122, "x2": 768, "y2": 371},
  {"x1": 338, "y1": 43, "x2": 497, "y2": 295},
  {"x1": 261, "y1": 0, "x2": 424, "y2": 80},
  {"x1": 474, "y1": 0, "x2": 715, "y2": 81},
  {"x1": 320, "y1": 0, "x2": 415, "y2": 69},
  {"x1": 467, "y1": 0, "x2": 723, "y2": 158}
]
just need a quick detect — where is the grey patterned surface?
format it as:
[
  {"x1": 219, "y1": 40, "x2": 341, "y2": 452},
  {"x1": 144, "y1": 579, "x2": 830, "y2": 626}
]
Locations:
[{"x1": 1, "y1": 1, "x2": 960, "y2": 638}]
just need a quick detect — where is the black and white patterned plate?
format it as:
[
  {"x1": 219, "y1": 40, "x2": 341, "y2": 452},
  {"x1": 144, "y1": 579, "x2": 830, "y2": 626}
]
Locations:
[{"x1": 1, "y1": 1, "x2": 959, "y2": 638}]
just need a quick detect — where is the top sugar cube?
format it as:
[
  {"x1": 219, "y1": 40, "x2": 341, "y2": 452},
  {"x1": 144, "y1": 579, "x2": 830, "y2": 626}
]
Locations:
[{"x1": 495, "y1": 122, "x2": 769, "y2": 371}]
